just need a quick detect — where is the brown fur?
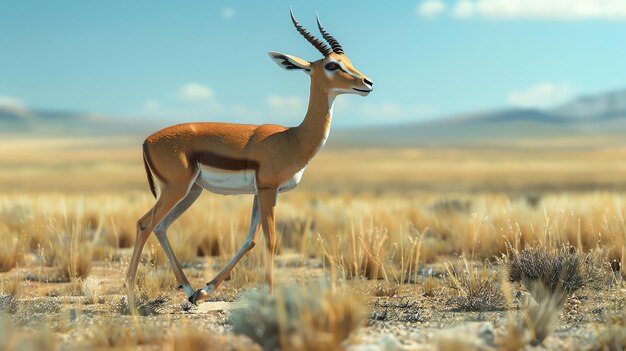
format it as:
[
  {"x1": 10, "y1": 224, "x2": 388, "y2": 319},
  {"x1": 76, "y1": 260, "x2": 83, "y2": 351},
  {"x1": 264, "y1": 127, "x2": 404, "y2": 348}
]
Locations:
[{"x1": 142, "y1": 143, "x2": 157, "y2": 198}]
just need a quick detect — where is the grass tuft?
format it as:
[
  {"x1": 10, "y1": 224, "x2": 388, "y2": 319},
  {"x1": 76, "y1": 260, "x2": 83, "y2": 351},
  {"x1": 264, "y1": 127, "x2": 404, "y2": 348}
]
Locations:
[
  {"x1": 136, "y1": 266, "x2": 178, "y2": 300},
  {"x1": 507, "y1": 245, "x2": 604, "y2": 306},
  {"x1": 231, "y1": 284, "x2": 367, "y2": 351},
  {"x1": 81, "y1": 277, "x2": 103, "y2": 304},
  {"x1": 502, "y1": 283, "x2": 562, "y2": 347},
  {"x1": 444, "y1": 258, "x2": 505, "y2": 311}
]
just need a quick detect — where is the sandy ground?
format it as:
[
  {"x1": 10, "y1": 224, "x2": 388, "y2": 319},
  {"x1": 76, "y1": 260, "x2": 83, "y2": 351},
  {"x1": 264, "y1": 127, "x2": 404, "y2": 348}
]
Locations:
[{"x1": 1, "y1": 248, "x2": 623, "y2": 350}]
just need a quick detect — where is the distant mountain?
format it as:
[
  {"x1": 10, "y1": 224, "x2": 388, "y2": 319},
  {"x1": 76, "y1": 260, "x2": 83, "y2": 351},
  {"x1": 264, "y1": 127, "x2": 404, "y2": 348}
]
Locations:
[
  {"x1": 550, "y1": 89, "x2": 626, "y2": 121},
  {"x1": 4, "y1": 88, "x2": 626, "y2": 147},
  {"x1": 0, "y1": 108, "x2": 157, "y2": 136},
  {"x1": 331, "y1": 89, "x2": 626, "y2": 147}
]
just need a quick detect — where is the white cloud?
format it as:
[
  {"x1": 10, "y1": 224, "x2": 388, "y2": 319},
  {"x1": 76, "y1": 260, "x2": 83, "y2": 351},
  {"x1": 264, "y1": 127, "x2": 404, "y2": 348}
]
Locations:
[
  {"x1": 0, "y1": 96, "x2": 29, "y2": 116},
  {"x1": 452, "y1": 1, "x2": 475, "y2": 18},
  {"x1": 139, "y1": 87, "x2": 266, "y2": 124},
  {"x1": 417, "y1": 0, "x2": 447, "y2": 18},
  {"x1": 452, "y1": 0, "x2": 626, "y2": 20},
  {"x1": 178, "y1": 83, "x2": 214, "y2": 102},
  {"x1": 507, "y1": 82, "x2": 575, "y2": 109},
  {"x1": 335, "y1": 99, "x2": 436, "y2": 125},
  {"x1": 221, "y1": 7, "x2": 235, "y2": 19}
]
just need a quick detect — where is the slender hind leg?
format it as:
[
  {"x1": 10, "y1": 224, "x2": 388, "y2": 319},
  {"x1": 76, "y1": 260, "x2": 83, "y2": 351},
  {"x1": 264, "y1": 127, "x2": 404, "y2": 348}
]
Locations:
[
  {"x1": 125, "y1": 186, "x2": 192, "y2": 312},
  {"x1": 153, "y1": 183, "x2": 203, "y2": 300},
  {"x1": 199, "y1": 195, "x2": 261, "y2": 301},
  {"x1": 257, "y1": 188, "x2": 278, "y2": 293}
]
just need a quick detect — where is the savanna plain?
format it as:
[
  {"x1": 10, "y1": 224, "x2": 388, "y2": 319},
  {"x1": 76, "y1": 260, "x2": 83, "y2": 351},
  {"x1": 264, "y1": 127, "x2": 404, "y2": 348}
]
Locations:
[{"x1": 2, "y1": 136, "x2": 626, "y2": 350}]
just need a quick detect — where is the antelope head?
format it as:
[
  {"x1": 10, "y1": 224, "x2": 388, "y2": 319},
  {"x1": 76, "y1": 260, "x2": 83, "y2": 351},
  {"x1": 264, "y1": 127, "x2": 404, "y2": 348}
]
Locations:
[{"x1": 269, "y1": 10, "x2": 374, "y2": 97}]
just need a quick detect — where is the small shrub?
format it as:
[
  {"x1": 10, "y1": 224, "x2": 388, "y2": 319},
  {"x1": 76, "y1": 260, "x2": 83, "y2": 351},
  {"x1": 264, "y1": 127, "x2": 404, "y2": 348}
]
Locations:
[
  {"x1": 444, "y1": 259, "x2": 505, "y2": 311},
  {"x1": 502, "y1": 284, "x2": 561, "y2": 348},
  {"x1": 51, "y1": 224, "x2": 94, "y2": 282},
  {"x1": 346, "y1": 227, "x2": 389, "y2": 280},
  {"x1": 596, "y1": 324, "x2": 626, "y2": 351},
  {"x1": 194, "y1": 234, "x2": 221, "y2": 257},
  {"x1": 231, "y1": 284, "x2": 367, "y2": 351},
  {"x1": 0, "y1": 233, "x2": 19, "y2": 273},
  {"x1": 507, "y1": 245, "x2": 601, "y2": 306},
  {"x1": 421, "y1": 276, "x2": 441, "y2": 297},
  {"x1": 137, "y1": 267, "x2": 177, "y2": 300},
  {"x1": 53, "y1": 242, "x2": 93, "y2": 282},
  {"x1": 81, "y1": 277, "x2": 102, "y2": 304},
  {"x1": 0, "y1": 249, "x2": 18, "y2": 273},
  {"x1": 319, "y1": 226, "x2": 390, "y2": 281},
  {"x1": 78, "y1": 321, "x2": 155, "y2": 348},
  {"x1": 106, "y1": 226, "x2": 135, "y2": 249},
  {"x1": 372, "y1": 283, "x2": 398, "y2": 297},
  {"x1": 0, "y1": 276, "x2": 20, "y2": 297},
  {"x1": 169, "y1": 329, "x2": 261, "y2": 351},
  {"x1": 523, "y1": 289, "x2": 560, "y2": 345}
]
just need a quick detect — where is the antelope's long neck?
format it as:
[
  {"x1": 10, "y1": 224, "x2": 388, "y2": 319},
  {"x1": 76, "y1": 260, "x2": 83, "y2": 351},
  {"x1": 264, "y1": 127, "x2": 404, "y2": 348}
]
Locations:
[{"x1": 293, "y1": 82, "x2": 334, "y2": 162}]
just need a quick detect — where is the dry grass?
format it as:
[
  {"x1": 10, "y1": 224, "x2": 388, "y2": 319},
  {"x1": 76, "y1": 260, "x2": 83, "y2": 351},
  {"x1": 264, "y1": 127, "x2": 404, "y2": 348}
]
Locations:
[
  {"x1": 507, "y1": 245, "x2": 608, "y2": 306},
  {"x1": 444, "y1": 258, "x2": 505, "y2": 311},
  {"x1": 421, "y1": 276, "x2": 442, "y2": 297},
  {"x1": 0, "y1": 248, "x2": 18, "y2": 273},
  {"x1": 136, "y1": 266, "x2": 178, "y2": 300},
  {"x1": 596, "y1": 324, "x2": 626, "y2": 351},
  {"x1": 0, "y1": 320, "x2": 57, "y2": 351},
  {"x1": 371, "y1": 282, "x2": 399, "y2": 297},
  {"x1": 77, "y1": 321, "x2": 259, "y2": 351},
  {"x1": 81, "y1": 277, "x2": 103, "y2": 304},
  {"x1": 499, "y1": 282, "x2": 563, "y2": 348},
  {"x1": 6, "y1": 137, "x2": 626, "y2": 193},
  {"x1": 77, "y1": 321, "x2": 157, "y2": 349},
  {"x1": 0, "y1": 229, "x2": 20, "y2": 273},
  {"x1": 1, "y1": 189, "x2": 625, "y2": 289},
  {"x1": 0, "y1": 275, "x2": 20, "y2": 297},
  {"x1": 231, "y1": 284, "x2": 367, "y2": 351},
  {"x1": 53, "y1": 242, "x2": 93, "y2": 282},
  {"x1": 3, "y1": 139, "x2": 626, "y2": 350}
]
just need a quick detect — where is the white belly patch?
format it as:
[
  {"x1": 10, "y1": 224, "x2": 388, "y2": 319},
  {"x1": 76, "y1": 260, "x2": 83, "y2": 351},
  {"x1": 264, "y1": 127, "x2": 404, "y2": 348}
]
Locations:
[
  {"x1": 195, "y1": 164, "x2": 305, "y2": 195},
  {"x1": 278, "y1": 168, "x2": 304, "y2": 193},
  {"x1": 196, "y1": 165, "x2": 256, "y2": 195}
]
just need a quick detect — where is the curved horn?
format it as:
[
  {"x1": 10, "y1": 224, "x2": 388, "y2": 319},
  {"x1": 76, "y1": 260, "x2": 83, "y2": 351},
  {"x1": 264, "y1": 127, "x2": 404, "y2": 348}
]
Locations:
[
  {"x1": 290, "y1": 8, "x2": 332, "y2": 57},
  {"x1": 316, "y1": 15, "x2": 344, "y2": 54}
]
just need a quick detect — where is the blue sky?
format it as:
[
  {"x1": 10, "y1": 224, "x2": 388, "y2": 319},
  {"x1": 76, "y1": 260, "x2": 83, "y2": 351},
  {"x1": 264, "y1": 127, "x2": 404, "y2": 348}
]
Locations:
[{"x1": 1, "y1": 0, "x2": 626, "y2": 127}]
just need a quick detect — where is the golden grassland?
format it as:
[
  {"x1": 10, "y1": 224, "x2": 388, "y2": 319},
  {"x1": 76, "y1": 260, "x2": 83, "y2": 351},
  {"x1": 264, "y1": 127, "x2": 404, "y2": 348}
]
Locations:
[
  {"x1": 1, "y1": 137, "x2": 626, "y2": 350},
  {"x1": 4, "y1": 136, "x2": 626, "y2": 193}
]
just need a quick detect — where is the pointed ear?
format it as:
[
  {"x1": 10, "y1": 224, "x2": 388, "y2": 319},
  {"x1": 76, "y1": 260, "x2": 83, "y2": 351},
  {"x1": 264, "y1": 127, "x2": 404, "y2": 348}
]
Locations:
[{"x1": 268, "y1": 52, "x2": 311, "y2": 73}]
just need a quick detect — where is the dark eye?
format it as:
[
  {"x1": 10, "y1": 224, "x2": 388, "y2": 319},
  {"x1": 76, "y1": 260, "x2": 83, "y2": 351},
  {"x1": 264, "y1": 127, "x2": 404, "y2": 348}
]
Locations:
[{"x1": 325, "y1": 62, "x2": 339, "y2": 71}]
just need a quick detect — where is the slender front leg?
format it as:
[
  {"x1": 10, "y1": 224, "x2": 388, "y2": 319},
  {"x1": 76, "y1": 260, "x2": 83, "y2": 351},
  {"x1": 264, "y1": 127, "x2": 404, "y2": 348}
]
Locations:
[
  {"x1": 197, "y1": 195, "x2": 261, "y2": 303},
  {"x1": 257, "y1": 188, "x2": 278, "y2": 293}
]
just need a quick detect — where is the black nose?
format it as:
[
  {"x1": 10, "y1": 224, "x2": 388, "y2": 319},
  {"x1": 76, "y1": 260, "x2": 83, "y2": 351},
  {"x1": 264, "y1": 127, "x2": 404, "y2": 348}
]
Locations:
[{"x1": 364, "y1": 78, "x2": 373, "y2": 86}]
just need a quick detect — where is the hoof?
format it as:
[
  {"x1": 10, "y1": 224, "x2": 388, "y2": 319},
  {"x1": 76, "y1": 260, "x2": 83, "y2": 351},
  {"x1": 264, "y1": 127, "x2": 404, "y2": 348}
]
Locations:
[{"x1": 188, "y1": 288, "x2": 209, "y2": 306}]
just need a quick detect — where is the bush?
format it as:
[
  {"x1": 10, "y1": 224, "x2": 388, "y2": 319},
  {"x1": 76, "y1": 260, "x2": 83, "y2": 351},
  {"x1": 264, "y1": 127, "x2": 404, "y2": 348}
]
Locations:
[
  {"x1": 444, "y1": 259, "x2": 505, "y2": 311},
  {"x1": 507, "y1": 245, "x2": 605, "y2": 306},
  {"x1": 231, "y1": 284, "x2": 366, "y2": 351}
]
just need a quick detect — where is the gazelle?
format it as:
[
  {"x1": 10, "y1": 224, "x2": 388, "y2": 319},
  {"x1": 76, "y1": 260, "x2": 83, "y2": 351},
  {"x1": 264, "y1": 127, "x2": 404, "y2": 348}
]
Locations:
[{"x1": 126, "y1": 10, "x2": 373, "y2": 306}]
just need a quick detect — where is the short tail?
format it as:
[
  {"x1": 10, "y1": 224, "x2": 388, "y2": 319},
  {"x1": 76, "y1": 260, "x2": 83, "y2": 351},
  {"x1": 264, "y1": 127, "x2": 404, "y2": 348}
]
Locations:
[{"x1": 142, "y1": 143, "x2": 157, "y2": 198}]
